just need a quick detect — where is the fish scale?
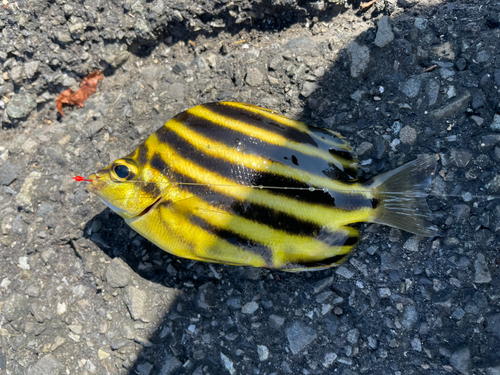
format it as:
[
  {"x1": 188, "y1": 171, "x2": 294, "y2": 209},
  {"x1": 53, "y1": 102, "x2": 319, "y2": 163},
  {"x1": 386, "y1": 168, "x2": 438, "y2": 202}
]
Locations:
[{"x1": 87, "y1": 102, "x2": 438, "y2": 271}]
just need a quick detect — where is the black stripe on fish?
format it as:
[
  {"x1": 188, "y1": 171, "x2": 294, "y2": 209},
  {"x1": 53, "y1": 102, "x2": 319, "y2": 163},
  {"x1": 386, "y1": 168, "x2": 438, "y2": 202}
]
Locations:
[{"x1": 188, "y1": 214, "x2": 275, "y2": 267}]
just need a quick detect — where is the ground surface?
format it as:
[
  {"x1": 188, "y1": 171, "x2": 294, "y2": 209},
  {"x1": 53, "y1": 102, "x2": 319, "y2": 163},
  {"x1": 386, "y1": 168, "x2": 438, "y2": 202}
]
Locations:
[{"x1": 1, "y1": 0, "x2": 500, "y2": 374}]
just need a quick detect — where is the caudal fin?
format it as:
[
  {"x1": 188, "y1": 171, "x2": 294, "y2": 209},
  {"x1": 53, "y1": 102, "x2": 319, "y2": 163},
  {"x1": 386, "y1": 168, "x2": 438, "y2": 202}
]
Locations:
[{"x1": 369, "y1": 155, "x2": 439, "y2": 237}]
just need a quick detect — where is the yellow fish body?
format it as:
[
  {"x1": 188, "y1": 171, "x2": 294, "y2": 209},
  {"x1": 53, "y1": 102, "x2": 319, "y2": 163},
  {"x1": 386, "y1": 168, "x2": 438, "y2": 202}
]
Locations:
[{"x1": 88, "y1": 102, "x2": 438, "y2": 271}]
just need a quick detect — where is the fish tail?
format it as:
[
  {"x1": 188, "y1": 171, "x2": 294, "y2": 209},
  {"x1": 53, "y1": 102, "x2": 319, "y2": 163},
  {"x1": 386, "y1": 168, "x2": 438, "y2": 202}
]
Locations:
[{"x1": 369, "y1": 155, "x2": 440, "y2": 237}]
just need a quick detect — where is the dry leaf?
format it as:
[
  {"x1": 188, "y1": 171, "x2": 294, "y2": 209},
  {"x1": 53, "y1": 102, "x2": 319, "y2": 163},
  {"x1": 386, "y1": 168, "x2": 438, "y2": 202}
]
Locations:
[{"x1": 56, "y1": 71, "x2": 104, "y2": 115}]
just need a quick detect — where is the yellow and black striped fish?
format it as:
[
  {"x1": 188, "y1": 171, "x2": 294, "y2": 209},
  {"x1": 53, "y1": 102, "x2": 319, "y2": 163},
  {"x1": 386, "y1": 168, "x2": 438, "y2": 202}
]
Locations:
[{"x1": 88, "y1": 102, "x2": 438, "y2": 271}]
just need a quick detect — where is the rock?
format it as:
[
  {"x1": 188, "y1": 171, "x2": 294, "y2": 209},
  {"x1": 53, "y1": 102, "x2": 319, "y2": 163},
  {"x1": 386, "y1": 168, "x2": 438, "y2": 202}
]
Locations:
[
  {"x1": 346, "y1": 329, "x2": 359, "y2": 345},
  {"x1": 472, "y1": 90, "x2": 486, "y2": 109},
  {"x1": 430, "y1": 93, "x2": 471, "y2": 119},
  {"x1": 137, "y1": 362, "x2": 153, "y2": 375},
  {"x1": 456, "y1": 58, "x2": 467, "y2": 71},
  {"x1": 411, "y1": 337, "x2": 422, "y2": 351},
  {"x1": 470, "y1": 115, "x2": 484, "y2": 126},
  {"x1": 2, "y1": 293, "x2": 28, "y2": 321},
  {"x1": 269, "y1": 315, "x2": 285, "y2": 329},
  {"x1": 379, "y1": 288, "x2": 391, "y2": 298},
  {"x1": 241, "y1": 301, "x2": 259, "y2": 314},
  {"x1": 399, "y1": 77, "x2": 421, "y2": 98},
  {"x1": 6, "y1": 91, "x2": 37, "y2": 119},
  {"x1": 134, "y1": 19, "x2": 156, "y2": 41},
  {"x1": 451, "y1": 307, "x2": 465, "y2": 320},
  {"x1": 474, "y1": 253, "x2": 491, "y2": 283},
  {"x1": 433, "y1": 42, "x2": 455, "y2": 60},
  {"x1": 16, "y1": 172, "x2": 41, "y2": 209},
  {"x1": 401, "y1": 305, "x2": 418, "y2": 329},
  {"x1": 414, "y1": 17, "x2": 428, "y2": 30},
  {"x1": 375, "y1": 16, "x2": 394, "y2": 48},
  {"x1": 357, "y1": 141, "x2": 373, "y2": 155},
  {"x1": 102, "y1": 44, "x2": 131, "y2": 68},
  {"x1": 24, "y1": 61, "x2": 40, "y2": 79},
  {"x1": 450, "y1": 150, "x2": 472, "y2": 167},
  {"x1": 0, "y1": 163, "x2": 21, "y2": 186},
  {"x1": 347, "y1": 42, "x2": 370, "y2": 78},
  {"x1": 27, "y1": 354, "x2": 63, "y2": 375},
  {"x1": 106, "y1": 257, "x2": 132, "y2": 288},
  {"x1": 245, "y1": 67, "x2": 264, "y2": 87},
  {"x1": 257, "y1": 345, "x2": 269, "y2": 361},
  {"x1": 335, "y1": 266, "x2": 353, "y2": 279},
  {"x1": 301, "y1": 81, "x2": 318, "y2": 98},
  {"x1": 450, "y1": 348, "x2": 471, "y2": 375},
  {"x1": 196, "y1": 282, "x2": 215, "y2": 311},
  {"x1": 220, "y1": 353, "x2": 236, "y2": 375},
  {"x1": 486, "y1": 314, "x2": 500, "y2": 339},
  {"x1": 399, "y1": 126, "x2": 418, "y2": 144},
  {"x1": 426, "y1": 79, "x2": 440, "y2": 106},
  {"x1": 285, "y1": 37, "x2": 317, "y2": 54},
  {"x1": 491, "y1": 114, "x2": 500, "y2": 131},
  {"x1": 158, "y1": 353, "x2": 181, "y2": 375},
  {"x1": 123, "y1": 285, "x2": 148, "y2": 320},
  {"x1": 476, "y1": 50, "x2": 491, "y2": 63},
  {"x1": 286, "y1": 321, "x2": 317, "y2": 355}
]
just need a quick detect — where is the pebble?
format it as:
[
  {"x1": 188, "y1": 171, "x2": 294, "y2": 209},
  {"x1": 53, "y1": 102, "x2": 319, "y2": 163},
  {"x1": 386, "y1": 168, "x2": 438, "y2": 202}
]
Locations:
[
  {"x1": 399, "y1": 126, "x2": 418, "y2": 144},
  {"x1": 347, "y1": 42, "x2": 370, "y2": 78},
  {"x1": 411, "y1": 337, "x2": 422, "y2": 352},
  {"x1": 27, "y1": 354, "x2": 63, "y2": 375},
  {"x1": 476, "y1": 50, "x2": 491, "y2": 63},
  {"x1": 430, "y1": 93, "x2": 471, "y2": 119},
  {"x1": 0, "y1": 163, "x2": 21, "y2": 186},
  {"x1": 346, "y1": 329, "x2": 359, "y2": 345},
  {"x1": 106, "y1": 257, "x2": 132, "y2": 288},
  {"x1": 472, "y1": 90, "x2": 486, "y2": 109},
  {"x1": 24, "y1": 61, "x2": 40, "y2": 79},
  {"x1": 451, "y1": 307, "x2": 466, "y2": 320},
  {"x1": 456, "y1": 58, "x2": 467, "y2": 71},
  {"x1": 399, "y1": 77, "x2": 421, "y2": 98},
  {"x1": 123, "y1": 285, "x2": 148, "y2": 321},
  {"x1": 98, "y1": 349, "x2": 111, "y2": 359},
  {"x1": 286, "y1": 321, "x2": 317, "y2": 355},
  {"x1": 378, "y1": 288, "x2": 391, "y2": 298},
  {"x1": 474, "y1": 253, "x2": 491, "y2": 283},
  {"x1": 6, "y1": 91, "x2": 37, "y2": 119},
  {"x1": 158, "y1": 353, "x2": 181, "y2": 375},
  {"x1": 137, "y1": 362, "x2": 153, "y2": 375},
  {"x1": 220, "y1": 353, "x2": 236, "y2": 375},
  {"x1": 401, "y1": 305, "x2": 418, "y2": 330},
  {"x1": 427, "y1": 79, "x2": 440, "y2": 105},
  {"x1": 322, "y1": 352, "x2": 337, "y2": 367},
  {"x1": 301, "y1": 81, "x2": 318, "y2": 98},
  {"x1": 269, "y1": 314, "x2": 285, "y2": 329},
  {"x1": 241, "y1": 301, "x2": 259, "y2": 314},
  {"x1": 257, "y1": 345, "x2": 269, "y2": 361},
  {"x1": 491, "y1": 114, "x2": 500, "y2": 131},
  {"x1": 374, "y1": 16, "x2": 394, "y2": 48},
  {"x1": 470, "y1": 115, "x2": 484, "y2": 126},
  {"x1": 357, "y1": 141, "x2": 373, "y2": 155},
  {"x1": 335, "y1": 266, "x2": 354, "y2": 279},
  {"x1": 414, "y1": 17, "x2": 428, "y2": 30},
  {"x1": 450, "y1": 347, "x2": 471, "y2": 375},
  {"x1": 245, "y1": 67, "x2": 265, "y2": 87},
  {"x1": 102, "y1": 44, "x2": 131, "y2": 68}
]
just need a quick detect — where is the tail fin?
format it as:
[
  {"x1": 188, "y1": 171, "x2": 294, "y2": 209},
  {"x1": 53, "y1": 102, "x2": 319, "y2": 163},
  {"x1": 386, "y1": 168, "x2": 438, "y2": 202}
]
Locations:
[{"x1": 369, "y1": 155, "x2": 439, "y2": 237}]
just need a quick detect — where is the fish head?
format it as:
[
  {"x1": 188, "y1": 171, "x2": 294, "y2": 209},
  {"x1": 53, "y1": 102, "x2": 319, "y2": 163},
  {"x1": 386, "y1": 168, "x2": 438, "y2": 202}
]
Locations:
[{"x1": 87, "y1": 155, "x2": 168, "y2": 220}]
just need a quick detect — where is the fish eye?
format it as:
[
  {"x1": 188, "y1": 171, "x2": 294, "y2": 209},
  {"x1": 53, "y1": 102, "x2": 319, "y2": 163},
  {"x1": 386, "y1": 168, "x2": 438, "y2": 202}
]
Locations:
[{"x1": 113, "y1": 164, "x2": 131, "y2": 179}]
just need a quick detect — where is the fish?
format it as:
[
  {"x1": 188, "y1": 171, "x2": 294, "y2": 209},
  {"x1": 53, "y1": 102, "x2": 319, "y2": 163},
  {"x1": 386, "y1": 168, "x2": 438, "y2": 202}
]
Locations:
[{"x1": 87, "y1": 102, "x2": 438, "y2": 272}]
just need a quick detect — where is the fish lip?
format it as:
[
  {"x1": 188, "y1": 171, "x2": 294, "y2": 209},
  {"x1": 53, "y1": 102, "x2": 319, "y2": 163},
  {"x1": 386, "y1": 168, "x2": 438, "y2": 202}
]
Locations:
[{"x1": 134, "y1": 196, "x2": 163, "y2": 218}]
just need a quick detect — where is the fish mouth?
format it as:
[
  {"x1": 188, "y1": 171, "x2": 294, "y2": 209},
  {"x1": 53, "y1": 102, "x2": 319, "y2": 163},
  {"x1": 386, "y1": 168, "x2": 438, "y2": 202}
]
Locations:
[{"x1": 135, "y1": 196, "x2": 163, "y2": 218}]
